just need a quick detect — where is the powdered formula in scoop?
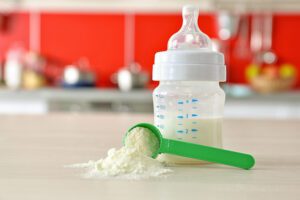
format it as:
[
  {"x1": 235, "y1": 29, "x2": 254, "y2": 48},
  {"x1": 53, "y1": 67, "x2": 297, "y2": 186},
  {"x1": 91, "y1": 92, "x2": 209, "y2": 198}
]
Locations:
[
  {"x1": 125, "y1": 127, "x2": 160, "y2": 157},
  {"x1": 68, "y1": 127, "x2": 171, "y2": 180}
]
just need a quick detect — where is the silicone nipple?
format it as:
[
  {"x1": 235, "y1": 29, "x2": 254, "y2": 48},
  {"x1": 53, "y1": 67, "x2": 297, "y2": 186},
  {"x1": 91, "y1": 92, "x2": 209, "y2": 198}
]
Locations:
[{"x1": 168, "y1": 5, "x2": 211, "y2": 50}]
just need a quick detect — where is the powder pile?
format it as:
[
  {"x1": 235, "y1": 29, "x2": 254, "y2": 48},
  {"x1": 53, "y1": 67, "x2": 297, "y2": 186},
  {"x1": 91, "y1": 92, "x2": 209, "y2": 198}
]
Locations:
[{"x1": 68, "y1": 127, "x2": 172, "y2": 179}]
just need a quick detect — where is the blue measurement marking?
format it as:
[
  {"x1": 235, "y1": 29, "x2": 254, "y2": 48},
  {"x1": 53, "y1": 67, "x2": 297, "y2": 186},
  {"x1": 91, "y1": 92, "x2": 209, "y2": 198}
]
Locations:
[
  {"x1": 191, "y1": 129, "x2": 198, "y2": 132},
  {"x1": 177, "y1": 101, "x2": 184, "y2": 104},
  {"x1": 178, "y1": 108, "x2": 183, "y2": 111},
  {"x1": 192, "y1": 114, "x2": 198, "y2": 117},
  {"x1": 186, "y1": 114, "x2": 189, "y2": 119},
  {"x1": 192, "y1": 106, "x2": 197, "y2": 109},
  {"x1": 192, "y1": 98, "x2": 199, "y2": 103},
  {"x1": 186, "y1": 100, "x2": 189, "y2": 103},
  {"x1": 156, "y1": 114, "x2": 164, "y2": 119},
  {"x1": 177, "y1": 115, "x2": 184, "y2": 119},
  {"x1": 157, "y1": 124, "x2": 165, "y2": 129},
  {"x1": 177, "y1": 123, "x2": 183, "y2": 126},
  {"x1": 176, "y1": 130, "x2": 184, "y2": 134},
  {"x1": 157, "y1": 105, "x2": 166, "y2": 110}
]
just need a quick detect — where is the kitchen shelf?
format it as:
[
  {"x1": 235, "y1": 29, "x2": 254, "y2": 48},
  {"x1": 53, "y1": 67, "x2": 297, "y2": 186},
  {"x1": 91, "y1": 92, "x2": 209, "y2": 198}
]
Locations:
[
  {"x1": 1, "y1": 87, "x2": 300, "y2": 103},
  {"x1": 0, "y1": 88, "x2": 152, "y2": 102},
  {"x1": 1, "y1": 0, "x2": 300, "y2": 13},
  {"x1": 0, "y1": 87, "x2": 300, "y2": 118},
  {"x1": 0, "y1": 88, "x2": 153, "y2": 114}
]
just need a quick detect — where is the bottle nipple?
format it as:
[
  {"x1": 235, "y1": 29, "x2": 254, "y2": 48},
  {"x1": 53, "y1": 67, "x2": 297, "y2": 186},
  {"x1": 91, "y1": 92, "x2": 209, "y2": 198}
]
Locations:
[{"x1": 168, "y1": 5, "x2": 211, "y2": 50}]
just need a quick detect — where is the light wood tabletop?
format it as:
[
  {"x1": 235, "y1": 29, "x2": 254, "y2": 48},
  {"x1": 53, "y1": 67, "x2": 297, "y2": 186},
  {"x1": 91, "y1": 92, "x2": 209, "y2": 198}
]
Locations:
[{"x1": 0, "y1": 113, "x2": 299, "y2": 200}]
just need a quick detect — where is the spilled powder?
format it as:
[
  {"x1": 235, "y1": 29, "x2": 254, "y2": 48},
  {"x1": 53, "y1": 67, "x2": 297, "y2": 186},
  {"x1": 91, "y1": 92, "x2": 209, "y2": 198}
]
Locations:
[{"x1": 67, "y1": 127, "x2": 172, "y2": 180}]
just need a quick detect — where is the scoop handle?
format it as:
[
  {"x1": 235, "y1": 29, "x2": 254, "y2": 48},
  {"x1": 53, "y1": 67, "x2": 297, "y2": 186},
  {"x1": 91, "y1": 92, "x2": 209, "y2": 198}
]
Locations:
[{"x1": 160, "y1": 139, "x2": 255, "y2": 170}]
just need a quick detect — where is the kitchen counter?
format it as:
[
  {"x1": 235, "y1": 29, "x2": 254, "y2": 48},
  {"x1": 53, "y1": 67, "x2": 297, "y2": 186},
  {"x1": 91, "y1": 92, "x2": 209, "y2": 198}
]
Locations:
[{"x1": 0, "y1": 113, "x2": 299, "y2": 199}]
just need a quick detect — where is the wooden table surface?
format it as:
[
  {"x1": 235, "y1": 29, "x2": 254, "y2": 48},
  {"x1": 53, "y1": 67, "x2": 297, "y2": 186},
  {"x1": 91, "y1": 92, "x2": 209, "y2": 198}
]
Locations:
[{"x1": 0, "y1": 113, "x2": 299, "y2": 200}]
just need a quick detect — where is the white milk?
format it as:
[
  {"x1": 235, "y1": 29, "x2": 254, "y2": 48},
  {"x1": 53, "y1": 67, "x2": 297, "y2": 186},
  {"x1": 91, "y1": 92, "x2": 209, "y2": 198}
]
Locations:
[{"x1": 157, "y1": 117, "x2": 223, "y2": 164}]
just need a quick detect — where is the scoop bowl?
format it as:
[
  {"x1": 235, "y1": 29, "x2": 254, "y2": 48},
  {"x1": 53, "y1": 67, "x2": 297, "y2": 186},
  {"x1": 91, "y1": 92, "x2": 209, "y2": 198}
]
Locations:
[{"x1": 124, "y1": 123, "x2": 163, "y2": 158}]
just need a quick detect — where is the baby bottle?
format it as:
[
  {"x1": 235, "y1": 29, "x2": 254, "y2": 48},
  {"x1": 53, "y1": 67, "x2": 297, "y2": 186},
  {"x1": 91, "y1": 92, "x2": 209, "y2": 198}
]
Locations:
[{"x1": 152, "y1": 5, "x2": 226, "y2": 164}]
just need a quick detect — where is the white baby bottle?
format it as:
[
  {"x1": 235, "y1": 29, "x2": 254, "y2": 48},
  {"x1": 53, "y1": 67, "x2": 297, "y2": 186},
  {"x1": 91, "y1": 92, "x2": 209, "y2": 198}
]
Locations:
[{"x1": 153, "y1": 5, "x2": 226, "y2": 164}]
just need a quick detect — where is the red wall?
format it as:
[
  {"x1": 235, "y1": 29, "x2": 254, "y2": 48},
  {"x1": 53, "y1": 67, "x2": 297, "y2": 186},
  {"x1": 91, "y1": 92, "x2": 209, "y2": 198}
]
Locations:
[
  {"x1": 40, "y1": 13, "x2": 124, "y2": 87},
  {"x1": 0, "y1": 12, "x2": 299, "y2": 88},
  {"x1": 0, "y1": 13, "x2": 29, "y2": 61}
]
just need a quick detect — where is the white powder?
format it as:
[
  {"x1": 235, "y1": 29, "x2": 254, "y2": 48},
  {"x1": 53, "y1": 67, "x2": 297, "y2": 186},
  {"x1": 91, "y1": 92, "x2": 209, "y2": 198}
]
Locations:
[
  {"x1": 125, "y1": 127, "x2": 160, "y2": 157},
  {"x1": 68, "y1": 127, "x2": 172, "y2": 180}
]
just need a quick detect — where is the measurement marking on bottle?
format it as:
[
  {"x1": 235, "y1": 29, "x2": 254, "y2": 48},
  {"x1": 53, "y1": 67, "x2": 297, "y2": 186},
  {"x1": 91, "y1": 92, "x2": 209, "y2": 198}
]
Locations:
[
  {"x1": 186, "y1": 100, "x2": 189, "y2": 103},
  {"x1": 156, "y1": 94, "x2": 164, "y2": 98},
  {"x1": 177, "y1": 101, "x2": 184, "y2": 104},
  {"x1": 192, "y1": 106, "x2": 197, "y2": 109},
  {"x1": 191, "y1": 114, "x2": 198, "y2": 117},
  {"x1": 177, "y1": 123, "x2": 183, "y2": 126},
  {"x1": 191, "y1": 129, "x2": 198, "y2": 132},
  {"x1": 192, "y1": 98, "x2": 199, "y2": 103},
  {"x1": 156, "y1": 114, "x2": 164, "y2": 119},
  {"x1": 192, "y1": 121, "x2": 197, "y2": 124},
  {"x1": 178, "y1": 108, "x2": 183, "y2": 111},
  {"x1": 157, "y1": 105, "x2": 166, "y2": 110},
  {"x1": 177, "y1": 115, "x2": 184, "y2": 119},
  {"x1": 186, "y1": 114, "x2": 189, "y2": 119},
  {"x1": 157, "y1": 124, "x2": 165, "y2": 129},
  {"x1": 192, "y1": 136, "x2": 197, "y2": 139},
  {"x1": 176, "y1": 129, "x2": 188, "y2": 134}
]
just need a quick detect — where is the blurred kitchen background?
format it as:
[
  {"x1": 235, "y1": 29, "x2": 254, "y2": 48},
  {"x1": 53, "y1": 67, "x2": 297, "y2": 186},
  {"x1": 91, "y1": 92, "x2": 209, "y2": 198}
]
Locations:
[{"x1": 0, "y1": 0, "x2": 300, "y2": 118}]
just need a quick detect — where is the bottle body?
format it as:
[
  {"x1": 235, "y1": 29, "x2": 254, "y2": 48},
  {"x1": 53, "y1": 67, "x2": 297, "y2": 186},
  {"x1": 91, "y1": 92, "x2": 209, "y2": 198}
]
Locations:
[
  {"x1": 4, "y1": 46, "x2": 24, "y2": 90},
  {"x1": 4, "y1": 59, "x2": 23, "y2": 89},
  {"x1": 153, "y1": 81, "x2": 225, "y2": 164}
]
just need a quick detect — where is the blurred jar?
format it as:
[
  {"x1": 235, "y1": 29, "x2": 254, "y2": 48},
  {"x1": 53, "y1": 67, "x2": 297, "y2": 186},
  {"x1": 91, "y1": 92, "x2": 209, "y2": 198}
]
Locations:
[
  {"x1": 4, "y1": 45, "x2": 25, "y2": 89},
  {"x1": 23, "y1": 51, "x2": 47, "y2": 90},
  {"x1": 62, "y1": 58, "x2": 96, "y2": 88},
  {"x1": 111, "y1": 62, "x2": 149, "y2": 91}
]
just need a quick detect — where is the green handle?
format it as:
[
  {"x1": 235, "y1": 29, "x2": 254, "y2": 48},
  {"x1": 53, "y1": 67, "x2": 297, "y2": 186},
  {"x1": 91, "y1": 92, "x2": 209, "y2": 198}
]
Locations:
[{"x1": 160, "y1": 139, "x2": 255, "y2": 170}]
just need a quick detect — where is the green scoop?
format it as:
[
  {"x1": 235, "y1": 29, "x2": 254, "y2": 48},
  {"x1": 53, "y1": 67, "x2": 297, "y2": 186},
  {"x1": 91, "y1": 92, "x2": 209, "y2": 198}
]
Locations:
[{"x1": 124, "y1": 123, "x2": 255, "y2": 170}]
